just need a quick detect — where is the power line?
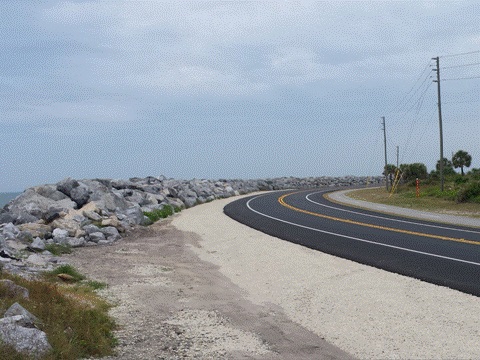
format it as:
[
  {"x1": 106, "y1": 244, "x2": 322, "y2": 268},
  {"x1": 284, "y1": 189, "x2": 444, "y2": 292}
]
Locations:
[
  {"x1": 443, "y1": 98, "x2": 480, "y2": 105},
  {"x1": 399, "y1": 90, "x2": 435, "y2": 162},
  {"x1": 392, "y1": 71, "x2": 433, "y2": 115},
  {"x1": 439, "y1": 50, "x2": 480, "y2": 59},
  {"x1": 389, "y1": 60, "x2": 433, "y2": 114},
  {"x1": 443, "y1": 75, "x2": 480, "y2": 81},
  {"x1": 441, "y1": 62, "x2": 480, "y2": 70},
  {"x1": 432, "y1": 56, "x2": 444, "y2": 192},
  {"x1": 405, "y1": 107, "x2": 438, "y2": 164}
]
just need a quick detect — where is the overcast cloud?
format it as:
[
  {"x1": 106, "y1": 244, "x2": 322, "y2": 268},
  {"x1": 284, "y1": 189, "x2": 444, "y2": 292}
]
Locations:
[{"x1": 0, "y1": 1, "x2": 479, "y2": 191}]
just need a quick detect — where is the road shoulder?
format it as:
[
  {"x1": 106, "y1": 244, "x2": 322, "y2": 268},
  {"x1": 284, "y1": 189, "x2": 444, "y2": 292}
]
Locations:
[
  {"x1": 327, "y1": 188, "x2": 480, "y2": 228},
  {"x1": 172, "y1": 192, "x2": 480, "y2": 359},
  {"x1": 65, "y1": 198, "x2": 353, "y2": 359}
]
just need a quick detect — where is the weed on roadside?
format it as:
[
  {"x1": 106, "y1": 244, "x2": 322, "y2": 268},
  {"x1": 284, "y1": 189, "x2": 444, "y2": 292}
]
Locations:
[
  {"x1": 44, "y1": 243, "x2": 72, "y2": 256},
  {"x1": 0, "y1": 268, "x2": 117, "y2": 360},
  {"x1": 143, "y1": 205, "x2": 176, "y2": 223}
]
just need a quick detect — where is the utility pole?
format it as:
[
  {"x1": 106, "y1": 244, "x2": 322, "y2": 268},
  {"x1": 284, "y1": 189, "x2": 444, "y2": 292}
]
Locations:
[
  {"x1": 433, "y1": 56, "x2": 444, "y2": 192},
  {"x1": 396, "y1": 146, "x2": 399, "y2": 169},
  {"x1": 382, "y1": 116, "x2": 388, "y2": 191}
]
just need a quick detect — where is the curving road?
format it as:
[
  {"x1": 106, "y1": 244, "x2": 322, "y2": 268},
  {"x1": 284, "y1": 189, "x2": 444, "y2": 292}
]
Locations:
[{"x1": 224, "y1": 189, "x2": 480, "y2": 297}]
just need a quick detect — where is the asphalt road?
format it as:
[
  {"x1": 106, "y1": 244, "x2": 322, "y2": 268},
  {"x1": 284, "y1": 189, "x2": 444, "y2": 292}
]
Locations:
[{"x1": 224, "y1": 189, "x2": 480, "y2": 297}]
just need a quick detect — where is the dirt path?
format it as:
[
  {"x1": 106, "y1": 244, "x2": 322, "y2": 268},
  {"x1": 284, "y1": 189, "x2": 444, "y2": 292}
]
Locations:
[
  {"x1": 66, "y1": 193, "x2": 480, "y2": 359},
  {"x1": 66, "y1": 217, "x2": 353, "y2": 359}
]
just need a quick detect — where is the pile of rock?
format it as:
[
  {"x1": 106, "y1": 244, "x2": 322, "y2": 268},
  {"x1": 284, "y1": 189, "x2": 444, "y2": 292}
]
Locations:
[
  {"x1": 0, "y1": 175, "x2": 382, "y2": 276},
  {"x1": 0, "y1": 280, "x2": 51, "y2": 358},
  {"x1": 0, "y1": 175, "x2": 382, "y2": 357}
]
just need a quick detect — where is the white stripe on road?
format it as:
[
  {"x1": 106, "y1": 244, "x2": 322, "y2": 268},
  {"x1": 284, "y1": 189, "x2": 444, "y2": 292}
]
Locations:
[
  {"x1": 306, "y1": 191, "x2": 480, "y2": 235},
  {"x1": 246, "y1": 193, "x2": 480, "y2": 267}
]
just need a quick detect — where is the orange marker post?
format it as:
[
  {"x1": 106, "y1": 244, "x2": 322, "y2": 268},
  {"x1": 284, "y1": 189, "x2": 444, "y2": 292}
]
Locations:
[{"x1": 416, "y1": 178, "x2": 420, "y2": 198}]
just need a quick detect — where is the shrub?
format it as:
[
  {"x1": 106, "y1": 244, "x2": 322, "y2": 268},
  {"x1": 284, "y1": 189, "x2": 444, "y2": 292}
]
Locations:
[
  {"x1": 46, "y1": 264, "x2": 86, "y2": 282},
  {"x1": 0, "y1": 272, "x2": 116, "y2": 359},
  {"x1": 143, "y1": 205, "x2": 175, "y2": 223},
  {"x1": 400, "y1": 163, "x2": 428, "y2": 183},
  {"x1": 422, "y1": 186, "x2": 457, "y2": 201},
  {"x1": 454, "y1": 175, "x2": 469, "y2": 185},
  {"x1": 45, "y1": 243, "x2": 72, "y2": 256},
  {"x1": 84, "y1": 280, "x2": 108, "y2": 290},
  {"x1": 456, "y1": 181, "x2": 480, "y2": 203}
]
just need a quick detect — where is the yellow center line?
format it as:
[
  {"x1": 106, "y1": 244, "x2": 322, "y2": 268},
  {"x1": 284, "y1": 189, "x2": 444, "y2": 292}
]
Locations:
[{"x1": 278, "y1": 192, "x2": 480, "y2": 246}]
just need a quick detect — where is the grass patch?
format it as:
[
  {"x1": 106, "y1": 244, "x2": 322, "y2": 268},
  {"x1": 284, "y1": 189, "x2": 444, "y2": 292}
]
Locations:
[
  {"x1": 347, "y1": 184, "x2": 480, "y2": 218},
  {"x1": 143, "y1": 205, "x2": 179, "y2": 223},
  {"x1": 83, "y1": 280, "x2": 108, "y2": 290},
  {"x1": 44, "y1": 243, "x2": 72, "y2": 256},
  {"x1": 0, "y1": 269, "x2": 117, "y2": 359},
  {"x1": 45, "y1": 264, "x2": 86, "y2": 282}
]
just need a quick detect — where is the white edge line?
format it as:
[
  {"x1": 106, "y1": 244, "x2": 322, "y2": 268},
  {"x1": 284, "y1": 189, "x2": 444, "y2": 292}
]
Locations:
[
  {"x1": 307, "y1": 191, "x2": 480, "y2": 235},
  {"x1": 246, "y1": 194, "x2": 480, "y2": 267}
]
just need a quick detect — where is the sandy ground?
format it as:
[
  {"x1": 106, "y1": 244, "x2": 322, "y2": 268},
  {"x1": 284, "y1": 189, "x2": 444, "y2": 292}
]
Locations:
[{"x1": 67, "y1": 192, "x2": 480, "y2": 359}]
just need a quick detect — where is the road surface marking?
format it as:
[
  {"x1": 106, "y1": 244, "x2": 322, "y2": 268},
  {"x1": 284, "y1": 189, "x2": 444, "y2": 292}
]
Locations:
[
  {"x1": 245, "y1": 194, "x2": 480, "y2": 266},
  {"x1": 306, "y1": 191, "x2": 480, "y2": 235},
  {"x1": 279, "y1": 192, "x2": 480, "y2": 246}
]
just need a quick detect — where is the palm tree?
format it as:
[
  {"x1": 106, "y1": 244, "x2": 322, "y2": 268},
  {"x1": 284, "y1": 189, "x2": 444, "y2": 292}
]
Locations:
[
  {"x1": 436, "y1": 157, "x2": 456, "y2": 176},
  {"x1": 452, "y1": 150, "x2": 472, "y2": 176}
]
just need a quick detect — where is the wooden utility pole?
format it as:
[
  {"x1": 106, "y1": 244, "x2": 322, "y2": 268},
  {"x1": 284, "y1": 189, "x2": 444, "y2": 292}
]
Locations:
[
  {"x1": 396, "y1": 146, "x2": 399, "y2": 169},
  {"x1": 433, "y1": 56, "x2": 444, "y2": 192},
  {"x1": 382, "y1": 116, "x2": 388, "y2": 191}
]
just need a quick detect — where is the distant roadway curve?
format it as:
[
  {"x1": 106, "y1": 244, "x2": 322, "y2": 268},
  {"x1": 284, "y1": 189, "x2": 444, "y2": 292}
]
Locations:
[{"x1": 223, "y1": 189, "x2": 480, "y2": 297}]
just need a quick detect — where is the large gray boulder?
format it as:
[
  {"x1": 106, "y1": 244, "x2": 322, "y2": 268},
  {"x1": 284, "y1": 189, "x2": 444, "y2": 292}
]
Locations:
[
  {"x1": 120, "y1": 206, "x2": 145, "y2": 225},
  {"x1": 111, "y1": 179, "x2": 141, "y2": 190},
  {"x1": 52, "y1": 228, "x2": 69, "y2": 243},
  {"x1": 82, "y1": 224, "x2": 101, "y2": 235},
  {"x1": 2, "y1": 223, "x2": 20, "y2": 240},
  {"x1": 5, "y1": 189, "x2": 76, "y2": 224},
  {"x1": 92, "y1": 192, "x2": 130, "y2": 213},
  {"x1": 88, "y1": 232, "x2": 105, "y2": 243},
  {"x1": 79, "y1": 180, "x2": 128, "y2": 213},
  {"x1": 4, "y1": 303, "x2": 40, "y2": 328},
  {"x1": 70, "y1": 183, "x2": 91, "y2": 208},
  {"x1": 99, "y1": 226, "x2": 120, "y2": 241},
  {"x1": 65, "y1": 237, "x2": 86, "y2": 247},
  {"x1": 0, "y1": 319, "x2": 52, "y2": 358},
  {"x1": 0, "y1": 212, "x2": 18, "y2": 224},
  {"x1": 0, "y1": 280, "x2": 29, "y2": 299},
  {"x1": 56, "y1": 177, "x2": 79, "y2": 197},
  {"x1": 30, "y1": 237, "x2": 46, "y2": 251},
  {"x1": 121, "y1": 189, "x2": 151, "y2": 206},
  {"x1": 33, "y1": 185, "x2": 69, "y2": 201},
  {"x1": 56, "y1": 178, "x2": 91, "y2": 208},
  {"x1": 177, "y1": 189, "x2": 198, "y2": 208},
  {"x1": 17, "y1": 223, "x2": 52, "y2": 239}
]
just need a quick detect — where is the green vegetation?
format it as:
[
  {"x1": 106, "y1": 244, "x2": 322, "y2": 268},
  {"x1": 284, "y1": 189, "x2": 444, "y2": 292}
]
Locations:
[
  {"x1": 362, "y1": 151, "x2": 480, "y2": 217},
  {"x1": 45, "y1": 264, "x2": 86, "y2": 282},
  {"x1": 399, "y1": 162, "x2": 428, "y2": 183},
  {"x1": 350, "y1": 174, "x2": 480, "y2": 218},
  {"x1": 84, "y1": 280, "x2": 108, "y2": 291},
  {"x1": 434, "y1": 157, "x2": 456, "y2": 176},
  {"x1": 452, "y1": 150, "x2": 472, "y2": 176},
  {"x1": 44, "y1": 243, "x2": 72, "y2": 256},
  {"x1": 0, "y1": 266, "x2": 117, "y2": 359},
  {"x1": 379, "y1": 150, "x2": 479, "y2": 202},
  {"x1": 143, "y1": 204, "x2": 181, "y2": 223}
]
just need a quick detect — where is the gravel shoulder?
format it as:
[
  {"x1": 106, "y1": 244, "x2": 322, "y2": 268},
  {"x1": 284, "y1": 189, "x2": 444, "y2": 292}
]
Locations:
[
  {"x1": 67, "y1": 192, "x2": 480, "y2": 359},
  {"x1": 65, "y1": 193, "x2": 353, "y2": 359}
]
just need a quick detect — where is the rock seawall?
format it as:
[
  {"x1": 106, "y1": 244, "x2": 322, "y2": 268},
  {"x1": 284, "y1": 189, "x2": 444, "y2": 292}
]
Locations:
[{"x1": 0, "y1": 175, "x2": 382, "y2": 276}]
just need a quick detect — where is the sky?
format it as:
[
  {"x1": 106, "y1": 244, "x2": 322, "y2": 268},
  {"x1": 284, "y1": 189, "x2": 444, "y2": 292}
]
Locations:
[{"x1": 0, "y1": 1, "x2": 479, "y2": 192}]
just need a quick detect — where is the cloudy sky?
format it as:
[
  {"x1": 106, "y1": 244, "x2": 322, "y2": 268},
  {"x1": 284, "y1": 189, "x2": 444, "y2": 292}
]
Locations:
[{"x1": 0, "y1": 1, "x2": 479, "y2": 192}]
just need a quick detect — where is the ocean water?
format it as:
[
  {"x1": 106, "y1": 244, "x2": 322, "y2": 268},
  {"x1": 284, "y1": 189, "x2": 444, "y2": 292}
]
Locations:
[{"x1": 0, "y1": 192, "x2": 22, "y2": 208}]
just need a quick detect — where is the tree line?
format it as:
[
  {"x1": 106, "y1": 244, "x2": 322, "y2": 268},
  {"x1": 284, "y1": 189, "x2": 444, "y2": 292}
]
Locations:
[{"x1": 384, "y1": 150, "x2": 476, "y2": 184}]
